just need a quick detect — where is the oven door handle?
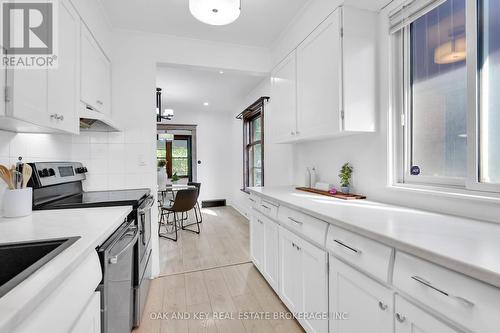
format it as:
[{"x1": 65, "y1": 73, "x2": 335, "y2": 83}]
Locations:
[
  {"x1": 138, "y1": 195, "x2": 155, "y2": 214},
  {"x1": 109, "y1": 226, "x2": 139, "y2": 264}
]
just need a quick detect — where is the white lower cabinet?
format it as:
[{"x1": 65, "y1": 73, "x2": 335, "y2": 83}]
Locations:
[
  {"x1": 250, "y1": 213, "x2": 265, "y2": 269},
  {"x1": 263, "y1": 214, "x2": 279, "y2": 289},
  {"x1": 279, "y1": 226, "x2": 328, "y2": 333},
  {"x1": 71, "y1": 291, "x2": 101, "y2": 333},
  {"x1": 329, "y1": 256, "x2": 393, "y2": 333},
  {"x1": 394, "y1": 295, "x2": 464, "y2": 333}
]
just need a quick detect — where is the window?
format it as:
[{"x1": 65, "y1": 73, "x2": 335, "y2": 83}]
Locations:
[
  {"x1": 171, "y1": 137, "x2": 190, "y2": 177},
  {"x1": 240, "y1": 97, "x2": 268, "y2": 191},
  {"x1": 391, "y1": 0, "x2": 500, "y2": 193}
]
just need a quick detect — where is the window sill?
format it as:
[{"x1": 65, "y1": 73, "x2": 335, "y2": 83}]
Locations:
[{"x1": 388, "y1": 183, "x2": 500, "y2": 205}]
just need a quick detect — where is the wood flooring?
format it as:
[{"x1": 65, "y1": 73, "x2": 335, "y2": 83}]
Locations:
[{"x1": 135, "y1": 206, "x2": 304, "y2": 333}]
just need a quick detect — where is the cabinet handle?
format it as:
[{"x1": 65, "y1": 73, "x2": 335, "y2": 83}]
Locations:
[
  {"x1": 96, "y1": 100, "x2": 104, "y2": 105},
  {"x1": 57, "y1": 115, "x2": 64, "y2": 121},
  {"x1": 395, "y1": 313, "x2": 406, "y2": 323},
  {"x1": 50, "y1": 113, "x2": 58, "y2": 120},
  {"x1": 291, "y1": 242, "x2": 301, "y2": 251},
  {"x1": 333, "y1": 239, "x2": 362, "y2": 254},
  {"x1": 291, "y1": 131, "x2": 295, "y2": 135},
  {"x1": 378, "y1": 301, "x2": 388, "y2": 311},
  {"x1": 249, "y1": 198, "x2": 256, "y2": 203},
  {"x1": 257, "y1": 219, "x2": 264, "y2": 225},
  {"x1": 411, "y1": 276, "x2": 475, "y2": 307},
  {"x1": 288, "y1": 217, "x2": 303, "y2": 225},
  {"x1": 261, "y1": 204, "x2": 270, "y2": 209}
]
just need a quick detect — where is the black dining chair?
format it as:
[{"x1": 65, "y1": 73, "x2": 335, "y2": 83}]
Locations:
[
  {"x1": 158, "y1": 188, "x2": 199, "y2": 242},
  {"x1": 188, "y1": 182, "x2": 202, "y2": 224}
]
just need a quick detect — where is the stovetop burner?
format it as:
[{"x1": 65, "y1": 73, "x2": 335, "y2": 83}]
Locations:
[{"x1": 35, "y1": 189, "x2": 151, "y2": 210}]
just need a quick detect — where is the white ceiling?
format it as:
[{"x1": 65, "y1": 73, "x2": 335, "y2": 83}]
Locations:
[
  {"x1": 156, "y1": 64, "x2": 266, "y2": 114},
  {"x1": 102, "y1": 0, "x2": 309, "y2": 47}
]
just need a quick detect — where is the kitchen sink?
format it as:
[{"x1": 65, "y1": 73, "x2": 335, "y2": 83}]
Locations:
[{"x1": 0, "y1": 237, "x2": 80, "y2": 298}]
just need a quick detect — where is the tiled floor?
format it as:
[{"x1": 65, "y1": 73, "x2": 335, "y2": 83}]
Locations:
[
  {"x1": 135, "y1": 206, "x2": 304, "y2": 333},
  {"x1": 158, "y1": 207, "x2": 250, "y2": 276},
  {"x1": 134, "y1": 263, "x2": 304, "y2": 333}
]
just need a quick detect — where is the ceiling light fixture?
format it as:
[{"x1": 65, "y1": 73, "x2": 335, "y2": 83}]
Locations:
[
  {"x1": 189, "y1": 0, "x2": 241, "y2": 26},
  {"x1": 219, "y1": 70, "x2": 224, "y2": 74},
  {"x1": 203, "y1": 102, "x2": 209, "y2": 106}
]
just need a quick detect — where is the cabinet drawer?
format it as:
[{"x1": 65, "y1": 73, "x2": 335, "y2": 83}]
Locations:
[
  {"x1": 393, "y1": 251, "x2": 500, "y2": 333},
  {"x1": 278, "y1": 205, "x2": 328, "y2": 246},
  {"x1": 248, "y1": 193, "x2": 261, "y2": 209},
  {"x1": 257, "y1": 199, "x2": 279, "y2": 220},
  {"x1": 326, "y1": 225, "x2": 393, "y2": 283}
]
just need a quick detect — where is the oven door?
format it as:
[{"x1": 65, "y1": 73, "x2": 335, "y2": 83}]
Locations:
[{"x1": 137, "y1": 195, "x2": 154, "y2": 263}]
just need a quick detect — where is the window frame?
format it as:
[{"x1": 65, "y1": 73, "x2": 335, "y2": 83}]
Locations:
[
  {"x1": 392, "y1": 0, "x2": 500, "y2": 194},
  {"x1": 240, "y1": 97, "x2": 268, "y2": 192}
]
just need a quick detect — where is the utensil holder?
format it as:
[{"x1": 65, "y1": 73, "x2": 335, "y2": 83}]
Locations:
[{"x1": 2, "y1": 188, "x2": 32, "y2": 218}]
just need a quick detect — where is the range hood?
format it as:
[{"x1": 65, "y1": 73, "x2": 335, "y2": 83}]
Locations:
[{"x1": 79, "y1": 105, "x2": 120, "y2": 132}]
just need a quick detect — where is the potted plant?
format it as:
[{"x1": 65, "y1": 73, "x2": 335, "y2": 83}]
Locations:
[
  {"x1": 157, "y1": 160, "x2": 166, "y2": 171},
  {"x1": 339, "y1": 163, "x2": 353, "y2": 194},
  {"x1": 171, "y1": 172, "x2": 180, "y2": 184}
]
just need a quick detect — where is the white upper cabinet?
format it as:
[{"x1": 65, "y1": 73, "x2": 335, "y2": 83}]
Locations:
[
  {"x1": 0, "y1": 0, "x2": 79, "y2": 134},
  {"x1": 297, "y1": 9, "x2": 342, "y2": 140},
  {"x1": 271, "y1": 6, "x2": 377, "y2": 143},
  {"x1": 48, "y1": 0, "x2": 80, "y2": 134},
  {"x1": 81, "y1": 25, "x2": 111, "y2": 116},
  {"x1": 270, "y1": 51, "x2": 297, "y2": 143}
]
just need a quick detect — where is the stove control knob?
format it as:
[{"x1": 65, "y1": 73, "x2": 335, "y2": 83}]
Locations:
[
  {"x1": 41, "y1": 168, "x2": 49, "y2": 177},
  {"x1": 48, "y1": 168, "x2": 55, "y2": 176},
  {"x1": 75, "y1": 167, "x2": 88, "y2": 174},
  {"x1": 38, "y1": 170, "x2": 44, "y2": 178}
]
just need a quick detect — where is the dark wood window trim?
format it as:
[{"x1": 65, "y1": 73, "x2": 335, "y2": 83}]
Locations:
[{"x1": 238, "y1": 97, "x2": 269, "y2": 191}]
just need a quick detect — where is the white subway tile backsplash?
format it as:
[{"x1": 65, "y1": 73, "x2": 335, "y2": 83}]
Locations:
[
  {"x1": 71, "y1": 143, "x2": 91, "y2": 161},
  {"x1": 108, "y1": 132, "x2": 125, "y2": 144},
  {"x1": 72, "y1": 132, "x2": 90, "y2": 144},
  {"x1": 90, "y1": 144, "x2": 109, "y2": 160},
  {"x1": 90, "y1": 132, "x2": 109, "y2": 144},
  {"x1": 108, "y1": 174, "x2": 125, "y2": 190}
]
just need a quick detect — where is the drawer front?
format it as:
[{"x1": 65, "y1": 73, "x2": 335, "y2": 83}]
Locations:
[
  {"x1": 248, "y1": 193, "x2": 261, "y2": 209},
  {"x1": 258, "y1": 199, "x2": 279, "y2": 220},
  {"x1": 326, "y1": 225, "x2": 393, "y2": 283},
  {"x1": 393, "y1": 251, "x2": 500, "y2": 333},
  {"x1": 278, "y1": 205, "x2": 328, "y2": 246}
]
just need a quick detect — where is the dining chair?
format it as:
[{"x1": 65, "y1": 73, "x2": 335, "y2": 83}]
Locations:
[
  {"x1": 187, "y1": 182, "x2": 203, "y2": 224},
  {"x1": 158, "y1": 188, "x2": 199, "y2": 242}
]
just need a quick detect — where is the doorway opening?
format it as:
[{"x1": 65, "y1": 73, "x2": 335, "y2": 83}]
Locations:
[{"x1": 157, "y1": 124, "x2": 197, "y2": 185}]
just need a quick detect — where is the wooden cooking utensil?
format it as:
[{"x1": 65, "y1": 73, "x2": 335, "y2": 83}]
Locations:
[
  {"x1": 22, "y1": 164, "x2": 32, "y2": 188},
  {"x1": 0, "y1": 165, "x2": 14, "y2": 189}
]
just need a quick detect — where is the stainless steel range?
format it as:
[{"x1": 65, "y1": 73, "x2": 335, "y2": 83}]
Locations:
[{"x1": 28, "y1": 161, "x2": 153, "y2": 332}]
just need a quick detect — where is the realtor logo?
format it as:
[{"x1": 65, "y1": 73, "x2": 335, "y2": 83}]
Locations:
[{"x1": 0, "y1": 0, "x2": 58, "y2": 68}]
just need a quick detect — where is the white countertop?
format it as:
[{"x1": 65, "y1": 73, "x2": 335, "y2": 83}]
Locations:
[
  {"x1": 249, "y1": 186, "x2": 500, "y2": 289},
  {"x1": 0, "y1": 206, "x2": 132, "y2": 332}
]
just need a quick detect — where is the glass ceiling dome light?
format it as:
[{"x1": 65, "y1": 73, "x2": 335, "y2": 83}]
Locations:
[{"x1": 189, "y1": 0, "x2": 241, "y2": 26}]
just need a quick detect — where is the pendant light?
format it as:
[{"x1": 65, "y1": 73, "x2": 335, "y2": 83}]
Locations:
[
  {"x1": 189, "y1": 0, "x2": 241, "y2": 26},
  {"x1": 434, "y1": 1, "x2": 466, "y2": 65}
]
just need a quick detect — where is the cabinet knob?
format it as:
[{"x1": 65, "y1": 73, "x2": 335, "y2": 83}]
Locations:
[
  {"x1": 395, "y1": 313, "x2": 406, "y2": 323},
  {"x1": 378, "y1": 301, "x2": 388, "y2": 311}
]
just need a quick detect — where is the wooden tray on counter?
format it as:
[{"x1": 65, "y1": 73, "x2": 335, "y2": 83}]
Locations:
[{"x1": 295, "y1": 187, "x2": 366, "y2": 200}]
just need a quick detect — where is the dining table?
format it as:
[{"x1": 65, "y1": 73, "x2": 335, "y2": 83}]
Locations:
[{"x1": 158, "y1": 184, "x2": 196, "y2": 204}]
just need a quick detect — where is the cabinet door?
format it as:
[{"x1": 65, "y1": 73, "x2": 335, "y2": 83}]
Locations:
[
  {"x1": 8, "y1": 68, "x2": 48, "y2": 127},
  {"x1": 270, "y1": 51, "x2": 297, "y2": 143},
  {"x1": 0, "y1": 61, "x2": 5, "y2": 117},
  {"x1": 250, "y1": 214, "x2": 264, "y2": 269},
  {"x1": 81, "y1": 26, "x2": 111, "y2": 115},
  {"x1": 301, "y1": 237, "x2": 328, "y2": 333},
  {"x1": 296, "y1": 9, "x2": 342, "y2": 139},
  {"x1": 70, "y1": 292, "x2": 101, "y2": 333},
  {"x1": 263, "y1": 218, "x2": 279, "y2": 289},
  {"x1": 330, "y1": 256, "x2": 393, "y2": 333},
  {"x1": 279, "y1": 226, "x2": 303, "y2": 313},
  {"x1": 47, "y1": 0, "x2": 79, "y2": 134},
  {"x1": 395, "y1": 295, "x2": 464, "y2": 333}
]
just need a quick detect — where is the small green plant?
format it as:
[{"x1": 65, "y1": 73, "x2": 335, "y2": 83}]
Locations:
[
  {"x1": 171, "y1": 172, "x2": 180, "y2": 182},
  {"x1": 157, "y1": 160, "x2": 166, "y2": 168},
  {"x1": 339, "y1": 163, "x2": 353, "y2": 187}
]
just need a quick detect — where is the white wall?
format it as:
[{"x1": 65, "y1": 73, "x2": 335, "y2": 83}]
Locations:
[{"x1": 161, "y1": 109, "x2": 234, "y2": 203}]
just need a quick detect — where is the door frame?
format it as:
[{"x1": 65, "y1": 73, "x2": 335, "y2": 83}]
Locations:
[{"x1": 157, "y1": 124, "x2": 198, "y2": 182}]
